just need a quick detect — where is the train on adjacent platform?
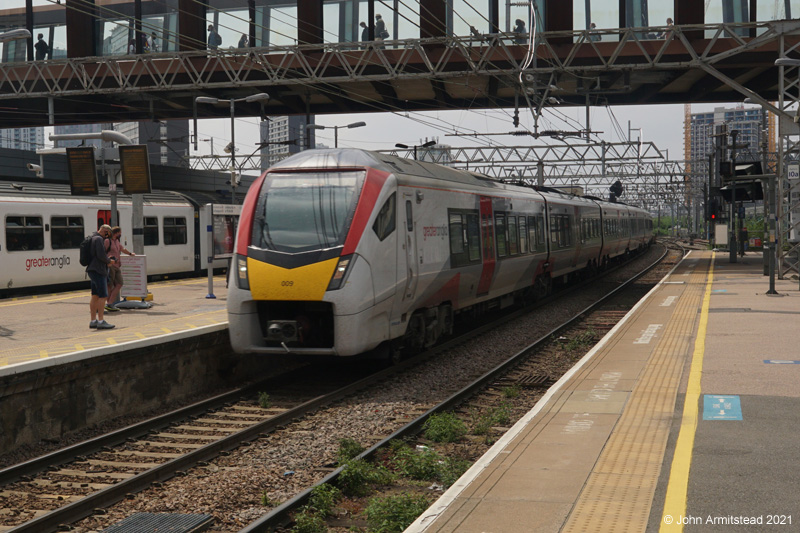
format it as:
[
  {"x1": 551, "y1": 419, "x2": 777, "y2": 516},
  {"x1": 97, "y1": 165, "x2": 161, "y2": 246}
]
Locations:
[
  {"x1": 0, "y1": 181, "x2": 234, "y2": 296},
  {"x1": 227, "y1": 148, "x2": 654, "y2": 358}
]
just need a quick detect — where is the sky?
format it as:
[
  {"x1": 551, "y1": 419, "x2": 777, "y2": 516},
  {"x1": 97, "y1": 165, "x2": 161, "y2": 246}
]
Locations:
[{"x1": 193, "y1": 101, "x2": 734, "y2": 176}]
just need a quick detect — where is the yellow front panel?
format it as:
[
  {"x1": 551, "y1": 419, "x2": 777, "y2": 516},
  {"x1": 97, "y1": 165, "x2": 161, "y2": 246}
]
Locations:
[{"x1": 247, "y1": 257, "x2": 338, "y2": 301}]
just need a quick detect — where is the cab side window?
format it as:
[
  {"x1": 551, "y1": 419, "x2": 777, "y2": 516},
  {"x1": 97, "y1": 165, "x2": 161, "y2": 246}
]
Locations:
[{"x1": 372, "y1": 193, "x2": 396, "y2": 241}]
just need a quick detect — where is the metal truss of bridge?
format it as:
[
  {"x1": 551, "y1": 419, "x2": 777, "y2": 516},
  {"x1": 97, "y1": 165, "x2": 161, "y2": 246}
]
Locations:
[{"x1": 1, "y1": 21, "x2": 800, "y2": 129}]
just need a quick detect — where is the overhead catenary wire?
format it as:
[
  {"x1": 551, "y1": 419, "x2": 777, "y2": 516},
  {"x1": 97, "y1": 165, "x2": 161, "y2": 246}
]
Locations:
[{"x1": 30, "y1": 0, "x2": 593, "y2": 153}]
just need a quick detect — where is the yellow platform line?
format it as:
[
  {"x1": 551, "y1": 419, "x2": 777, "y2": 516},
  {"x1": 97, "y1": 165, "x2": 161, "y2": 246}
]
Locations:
[
  {"x1": 563, "y1": 255, "x2": 712, "y2": 533},
  {"x1": 39, "y1": 350, "x2": 48, "y2": 359},
  {"x1": 660, "y1": 253, "x2": 715, "y2": 532}
]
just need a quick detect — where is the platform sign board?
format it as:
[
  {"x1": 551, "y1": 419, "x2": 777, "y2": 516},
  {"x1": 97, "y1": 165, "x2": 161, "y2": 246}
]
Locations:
[
  {"x1": 702, "y1": 395, "x2": 742, "y2": 421},
  {"x1": 211, "y1": 204, "x2": 240, "y2": 259},
  {"x1": 119, "y1": 254, "x2": 148, "y2": 299},
  {"x1": 66, "y1": 147, "x2": 99, "y2": 196},
  {"x1": 714, "y1": 223, "x2": 728, "y2": 247},
  {"x1": 789, "y1": 163, "x2": 799, "y2": 242},
  {"x1": 119, "y1": 145, "x2": 152, "y2": 195}
]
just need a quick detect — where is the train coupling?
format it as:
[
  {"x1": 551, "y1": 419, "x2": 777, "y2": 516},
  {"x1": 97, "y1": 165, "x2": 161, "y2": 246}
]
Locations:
[{"x1": 266, "y1": 320, "x2": 300, "y2": 343}]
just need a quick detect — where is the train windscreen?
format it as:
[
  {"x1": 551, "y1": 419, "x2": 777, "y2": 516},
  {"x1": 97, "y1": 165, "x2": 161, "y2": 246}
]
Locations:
[{"x1": 251, "y1": 171, "x2": 364, "y2": 254}]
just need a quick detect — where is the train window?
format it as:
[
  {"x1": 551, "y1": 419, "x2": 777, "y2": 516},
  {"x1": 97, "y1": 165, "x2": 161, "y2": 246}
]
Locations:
[
  {"x1": 448, "y1": 210, "x2": 481, "y2": 268},
  {"x1": 372, "y1": 193, "x2": 396, "y2": 241},
  {"x1": 164, "y1": 217, "x2": 187, "y2": 245},
  {"x1": 144, "y1": 217, "x2": 159, "y2": 246},
  {"x1": 528, "y1": 215, "x2": 546, "y2": 253},
  {"x1": 5, "y1": 215, "x2": 44, "y2": 252},
  {"x1": 507, "y1": 216, "x2": 519, "y2": 255},
  {"x1": 449, "y1": 213, "x2": 465, "y2": 255},
  {"x1": 495, "y1": 213, "x2": 507, "y2": 258},
  {"x1": 467, "y1": 214, "x2": 481, "y2": 262},
  {"x1": 518, "y1": 217, "x2": 528, "y2": 254},
  {"x1": 406, "y1": 201, "x2": 413, "y2": 232},
  {"x1": 51, "y1": 216, "x2": 84, "y2": 250},
  {"x1": 550, "y1": 215, "x2": 572, "y2": 249},
  {"x1": 252, "y1": 171, "x2": 363, "y2": 253},
  {"x1": 549, "y1": 215, "x2": 559, "y2": 245}
]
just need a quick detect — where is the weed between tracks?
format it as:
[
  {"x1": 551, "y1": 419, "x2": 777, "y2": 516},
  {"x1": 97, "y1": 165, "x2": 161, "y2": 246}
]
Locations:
[{"x1": 281, "y1": 266, "x2": 661, "y2": 532}]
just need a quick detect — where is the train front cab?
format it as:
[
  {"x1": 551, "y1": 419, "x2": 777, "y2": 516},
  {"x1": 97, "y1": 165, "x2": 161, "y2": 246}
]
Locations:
[{"x1": 227, "y1": 166, "x2": 398, "y2": 356}]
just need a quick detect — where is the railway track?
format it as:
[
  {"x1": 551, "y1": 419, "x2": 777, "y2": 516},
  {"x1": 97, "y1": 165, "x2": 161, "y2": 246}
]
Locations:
[
  {"x1": 0, "y1": 242, "x2": 679, "y2": 533},
  {"x1": 236, "y1": 240, "x2": 683, "y2": 532}
]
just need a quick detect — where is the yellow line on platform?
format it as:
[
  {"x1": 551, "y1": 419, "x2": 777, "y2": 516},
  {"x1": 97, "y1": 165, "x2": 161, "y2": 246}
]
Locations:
[
  {"x1": 39, "y1": 350, "x2": 48, "y2": 359},
  {"x1": 161, "y1": 327, "x2": 173, "y2": 334},
  {"x1": 0, "y1": 293, "x2": 85, "y2": 308},
  {"x1": 660, "y1": 252, "x2": 715, "y2": 532}
]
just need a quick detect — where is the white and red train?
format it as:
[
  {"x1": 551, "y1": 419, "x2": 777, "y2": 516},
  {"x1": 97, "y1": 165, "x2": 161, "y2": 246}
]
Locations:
[
  {"x1": 0, "y1": 181, "x2": 232, "y2": 295},
  {"x1": 227, "y1": 149, "x2": 654, "y2": 357}
]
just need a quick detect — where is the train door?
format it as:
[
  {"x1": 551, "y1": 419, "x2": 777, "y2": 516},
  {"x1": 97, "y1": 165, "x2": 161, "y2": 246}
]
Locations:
[
  {"x1": 476, "y1": 196, "x2": 495, "y2": 296},
  {"x1": 96, "y1": 210, "x2": 120, "y2": 230},
  {"x1": 402, "y1": 193, "x2": 419, "y2": 301}
]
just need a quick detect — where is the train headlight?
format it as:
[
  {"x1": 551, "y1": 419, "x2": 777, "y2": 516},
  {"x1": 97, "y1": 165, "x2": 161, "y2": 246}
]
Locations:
[
  {"x1": 236, "y1": 255, "x2": 250, "y2": 290},
  {"x1": 327, "y1": 254, "x2": 353, "y2": 291}
]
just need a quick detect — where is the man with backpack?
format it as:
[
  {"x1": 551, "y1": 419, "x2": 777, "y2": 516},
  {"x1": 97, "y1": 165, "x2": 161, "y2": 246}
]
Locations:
[{"x1": 85, "y1": 224, "x2": 116, "y2": 329}]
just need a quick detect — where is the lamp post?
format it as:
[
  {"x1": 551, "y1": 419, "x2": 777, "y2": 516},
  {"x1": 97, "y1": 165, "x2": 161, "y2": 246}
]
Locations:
[
  {"x1": 306, "y1": 121, "x2": 366, "y2": 148},
  {"x1": 395, "y1": 140, "x2": 436, "y2": 161},
  {"x1": 195, "y1": 92, "x2": 270, "y2": 203}
]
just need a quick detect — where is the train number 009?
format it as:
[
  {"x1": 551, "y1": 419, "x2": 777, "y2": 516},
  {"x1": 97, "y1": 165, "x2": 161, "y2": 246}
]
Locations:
[{"x1": 280, "y1": 280, "x2": 294, "y2": 287}]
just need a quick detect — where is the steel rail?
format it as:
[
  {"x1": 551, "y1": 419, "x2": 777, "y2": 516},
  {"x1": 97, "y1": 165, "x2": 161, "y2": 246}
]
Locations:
[
  {"x1": 4, "y1": 244, "x2": 673, "y2": 533},
  {"x1": 239, "y1": 243, "x2": 676, "y2": 532}
]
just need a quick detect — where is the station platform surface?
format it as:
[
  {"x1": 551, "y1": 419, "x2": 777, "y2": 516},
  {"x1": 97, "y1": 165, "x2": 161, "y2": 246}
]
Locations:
[
  {"x1": 0, "y1": 275, "x2": 229, "y2": 372},
  {"x1": 408, "y1": 250, "x2": 800, "y2": 533}
]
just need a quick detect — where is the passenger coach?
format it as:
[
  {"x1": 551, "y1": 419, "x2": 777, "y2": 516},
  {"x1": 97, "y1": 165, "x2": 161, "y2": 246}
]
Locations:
[
  {"x1": 0, "y1": 181, "x2": 232, "y2": 295},
  {"x1": 227, "y1": 149, "x2": 654, "y2": 358}
]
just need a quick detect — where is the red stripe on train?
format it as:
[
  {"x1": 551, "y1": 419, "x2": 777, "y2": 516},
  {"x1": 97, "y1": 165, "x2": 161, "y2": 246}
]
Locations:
[
  {"x1": 341, "y1": 167, "x2": 390, "y2": 256},
  {"x1": 235, "y1": 173, "x2": 267, "y2": 256}
]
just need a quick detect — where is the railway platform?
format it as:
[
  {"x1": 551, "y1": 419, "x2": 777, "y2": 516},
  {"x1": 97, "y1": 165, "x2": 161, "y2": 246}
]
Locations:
[
  {"x1": 0, "y1": 275, "x2": 229, "y2": 371},
  {"x1": 407, "y1": 250, "x2": 800, "y2": 533}
]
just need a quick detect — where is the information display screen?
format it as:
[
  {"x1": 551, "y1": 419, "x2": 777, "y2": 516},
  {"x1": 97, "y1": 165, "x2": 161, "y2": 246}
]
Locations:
[
  {"x1": 66, "y1": 147, "x2": 99, "y2": 196},
  {"x1": 119, "y1": 145, "x2": 152, "y2": 194},
  {"x1": 211, "y1": 204, "x2": 240, "y2": 259}
]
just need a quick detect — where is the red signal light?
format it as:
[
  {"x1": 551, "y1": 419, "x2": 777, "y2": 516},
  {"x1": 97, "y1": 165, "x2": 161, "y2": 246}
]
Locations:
[{"x1": 711, "y1": 214, "x2": 716, "y2": 220}]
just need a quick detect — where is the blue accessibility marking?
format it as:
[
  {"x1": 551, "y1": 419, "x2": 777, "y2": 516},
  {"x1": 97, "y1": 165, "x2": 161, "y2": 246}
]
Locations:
[
  {"x1": 703, "y1": 395, "x2": 742, "y2": 421},
  {"x1": 764, "y1": 360, "x2": 800, "y2": 364},
  {"x1": 712, "y1": 289, "x2": 727, "y2": 293}
]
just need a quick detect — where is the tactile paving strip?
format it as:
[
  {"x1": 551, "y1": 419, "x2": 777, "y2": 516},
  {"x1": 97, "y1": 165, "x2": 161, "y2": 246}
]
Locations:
[{"x1": 562, "y1": 254, "x2": 713, "y2": 532}]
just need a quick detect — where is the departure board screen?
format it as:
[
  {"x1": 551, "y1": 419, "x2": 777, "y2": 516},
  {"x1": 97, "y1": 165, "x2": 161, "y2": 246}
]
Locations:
[
  {"x1": 66, "y1": 147, "x2": 99, "y2": 196},
  {"x1": 119, "y1": 145, "x2": 152, "y2": 194}
]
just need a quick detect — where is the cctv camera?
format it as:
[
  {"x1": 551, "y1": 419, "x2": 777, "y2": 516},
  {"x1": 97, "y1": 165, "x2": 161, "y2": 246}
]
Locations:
[{"x1": 27, "y1": 163, "x2": 43, "y2": 178}]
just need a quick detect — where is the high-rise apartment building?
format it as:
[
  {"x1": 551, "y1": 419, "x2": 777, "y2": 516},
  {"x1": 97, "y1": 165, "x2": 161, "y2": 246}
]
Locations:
[
  {"x1": 685, "y1": 105, "x2": 775, "y2": 165},
  {"x1": 54, "y1": 123, "x2": 114, "y2": 150},
  {"x1": 54, "y1": 121, "x2": 189, "y2": 166},
  {"x1": 260, "y1": 116, "x2": 313, "y2": 170},
  {"x1": 115, "y1": 120, "x2": 190, "y2": 167},
  {"x1": 0, "y1": 127, "x2": 44, "y2": 151}
]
